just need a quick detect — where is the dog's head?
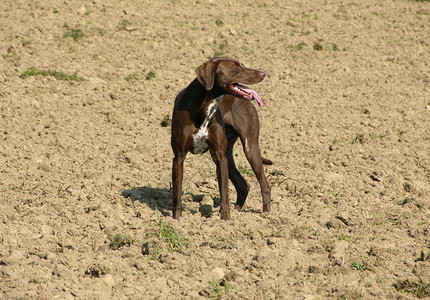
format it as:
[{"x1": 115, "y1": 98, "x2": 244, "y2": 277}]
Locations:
[{"x1": 195, "y1": 57, "x2": 265, "y2": 107}]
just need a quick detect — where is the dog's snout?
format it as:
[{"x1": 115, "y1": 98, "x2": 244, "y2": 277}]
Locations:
[{"x1": 258, "y1": 71, "x2": 266, "y2": 79}]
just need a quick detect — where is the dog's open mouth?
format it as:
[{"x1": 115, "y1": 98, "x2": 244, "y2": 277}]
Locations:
[{"x1": 230, "y1": 83, "x2": 264, "y2": 107}]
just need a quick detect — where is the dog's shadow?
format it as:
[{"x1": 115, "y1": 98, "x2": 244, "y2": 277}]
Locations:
[{"x1": 121, "y1": 187, "x2": 220, "y2": 217}]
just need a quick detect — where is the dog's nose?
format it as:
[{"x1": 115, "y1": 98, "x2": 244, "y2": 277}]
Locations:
[{"x1": 258, "y1": 71, "x2": 266, "y2": 79}]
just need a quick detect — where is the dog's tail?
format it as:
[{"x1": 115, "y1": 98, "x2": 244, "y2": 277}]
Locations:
[{"x1": 262, "y1": 157, "x2": 273, "y2": 165}]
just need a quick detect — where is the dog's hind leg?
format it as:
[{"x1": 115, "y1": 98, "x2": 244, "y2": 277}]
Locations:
[
  {"x1": 225, "y1": 130, "x2": 250, "y2": 211},
  {"x1": 240, "y1": 136, "x2": 271, "y2": 213},
  {"x1": 209, "y1": 148, "x2": 231, "y2": 220}
]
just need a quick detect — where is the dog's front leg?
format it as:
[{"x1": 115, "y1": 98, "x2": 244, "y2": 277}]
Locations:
[
  {"x1": 172, "y1": 153, "x2": 186, "y2": 219},
  {"x1": 210, "y1": 150, "x2": 231, "y2": 220}
]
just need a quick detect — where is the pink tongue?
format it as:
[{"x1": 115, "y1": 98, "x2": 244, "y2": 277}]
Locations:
[{"x1": 237, "y1": 84, "x2": 264, "y2": 107}]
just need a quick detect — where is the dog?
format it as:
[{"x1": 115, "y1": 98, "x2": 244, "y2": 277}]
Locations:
[{"x1": 171, "y1": 57, "x2": 272, "y2": 220}]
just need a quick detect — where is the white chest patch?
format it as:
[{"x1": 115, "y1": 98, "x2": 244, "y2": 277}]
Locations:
[{"x1": 192, "y1": 96, "x2": 224, "y2": 154}]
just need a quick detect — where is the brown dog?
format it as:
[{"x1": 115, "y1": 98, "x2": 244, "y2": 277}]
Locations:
[{"x1": 171, "y1": 57, "x2": 272, "y2": 220}]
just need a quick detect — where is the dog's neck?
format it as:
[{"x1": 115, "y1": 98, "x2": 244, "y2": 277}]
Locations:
[
  {"x1": 191, "y1": 78, "x2": 225, "y2": 101},
  {"x1": 185, "y1": 78, "x2": 225, "y2": 126}
]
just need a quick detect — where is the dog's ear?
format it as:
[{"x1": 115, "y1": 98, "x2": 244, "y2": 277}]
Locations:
[{"x1": 195, "y1": 60, "x2": 217, "y2": 91}]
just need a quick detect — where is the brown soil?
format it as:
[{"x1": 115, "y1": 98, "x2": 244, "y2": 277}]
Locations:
[{"x1": 1, "y1": 0, "x2": 429, "y2": 299}]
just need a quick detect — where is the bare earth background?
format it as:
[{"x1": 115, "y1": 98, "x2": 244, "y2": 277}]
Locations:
[{"x1": 1, "y1": 0, "x2": 429, "y2": 299}]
